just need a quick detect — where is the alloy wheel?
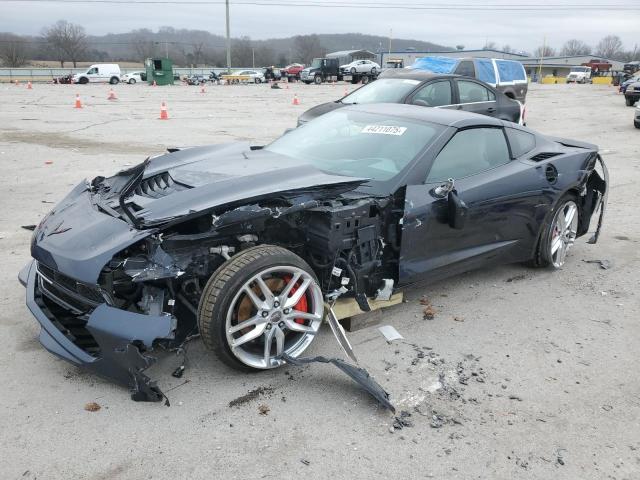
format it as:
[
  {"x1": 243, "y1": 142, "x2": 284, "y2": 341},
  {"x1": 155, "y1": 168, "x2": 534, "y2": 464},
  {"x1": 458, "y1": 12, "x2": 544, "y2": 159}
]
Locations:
[{"x1": 549, "y1": 200, "x2": 578, "y2": 268}]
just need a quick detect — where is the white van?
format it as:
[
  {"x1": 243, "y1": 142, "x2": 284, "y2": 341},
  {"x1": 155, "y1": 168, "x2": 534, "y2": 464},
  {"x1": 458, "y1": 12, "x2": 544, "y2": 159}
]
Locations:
[
  {"x1": 566, "y1": 66, "x2": 592, "y2": 84},
  {"x1": 72, "y1": 64, "x2": 121, "y2": 85}
]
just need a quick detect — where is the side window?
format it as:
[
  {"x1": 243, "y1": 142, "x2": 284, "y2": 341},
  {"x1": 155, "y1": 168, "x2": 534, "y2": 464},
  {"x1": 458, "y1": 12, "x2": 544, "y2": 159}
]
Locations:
[
  {"x1": 455, "y1": 60, "x2": 475, "y2": 77},
  {"x1": 411, "y1": 81, "x2": 452, "y2": 107},
  {"x1": 426, "y1": 128, "x2": 510, "y2": 182},
  {"x1": 458, "y1": 80, "x2": 494, "y2": 103},
  {"x1": 506, "y1": 127, "x2": 536, "y2": 158}
]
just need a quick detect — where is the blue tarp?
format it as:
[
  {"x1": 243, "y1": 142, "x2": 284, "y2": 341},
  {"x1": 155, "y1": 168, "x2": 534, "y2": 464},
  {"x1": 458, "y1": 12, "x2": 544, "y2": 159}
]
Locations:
[
  {"x1": 495, "y1": 60, "x2": 526, "y2": 82},
  {"x1": 475, "y1": 58, "x2": 496, "y2": 84},
  {"x1": 411, "y1": 56, "x2": 458, "y2": 74}
]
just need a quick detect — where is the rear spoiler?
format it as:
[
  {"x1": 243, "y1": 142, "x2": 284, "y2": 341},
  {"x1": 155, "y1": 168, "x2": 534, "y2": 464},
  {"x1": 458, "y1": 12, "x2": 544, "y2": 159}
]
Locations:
[{"x1": 547, "y1": 136, "x2": 598, "y2": 150}]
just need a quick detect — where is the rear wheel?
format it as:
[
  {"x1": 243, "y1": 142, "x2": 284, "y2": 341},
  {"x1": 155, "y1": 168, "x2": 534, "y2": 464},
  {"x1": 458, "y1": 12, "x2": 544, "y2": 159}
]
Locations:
[
  {"x1": 198, "y1": 245, "x2": 324, "y2": 371},
  {"x1": 530, "y1": 194, "x2": 579, "y2": 269},
  {"x1": 626, "y1": 97, "x2": 636, "y2": 106},
  {"x1": 109, "y1": 77, "x2": 119, "y2": 85},
  {"x1": 635, "y1": 120, "x2": 640, "y2": 129}
]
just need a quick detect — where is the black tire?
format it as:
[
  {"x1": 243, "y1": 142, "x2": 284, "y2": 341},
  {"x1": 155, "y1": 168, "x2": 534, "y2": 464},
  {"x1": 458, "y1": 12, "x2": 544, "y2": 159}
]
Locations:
[
  {"x1": 79, "y1": 77, "x2": 88, "y2": 84},
  {"x1": 529, "y1": 192, "x2": 579, "y2": 268},
  {"x1": 350, "y1": 67, "x2": 356, "y2": 75},
  {"x1": 371, "y1": 67, "x2": 377, "y2": 74},
  {"x1": 198, "y1": 245, "x2": 319, "y2": 371},
  {"x1": 362, "y1": 75, "x2": 370, "y2": 84},
  {"x1": 635, "y1": 120, "x2": 640, "y2": 129},
  {"x1": 303, "y1": 81, "x2": 311, "y2": 85},
  {"x1": 314, "y1": 75, "x2": 322, "y2": 85},
  {"x1": 128, "y1": 78, "x2": 136, "y2": 84},
  {"x1": 626, "y1": 97, "x2": 635, "y2": 106}
]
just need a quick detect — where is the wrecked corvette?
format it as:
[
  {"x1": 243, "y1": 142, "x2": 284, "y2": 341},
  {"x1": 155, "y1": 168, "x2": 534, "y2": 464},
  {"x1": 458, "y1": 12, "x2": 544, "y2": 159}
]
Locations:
[{"x1": 19, "y1": 104, "x2": 608, "y2": 402}]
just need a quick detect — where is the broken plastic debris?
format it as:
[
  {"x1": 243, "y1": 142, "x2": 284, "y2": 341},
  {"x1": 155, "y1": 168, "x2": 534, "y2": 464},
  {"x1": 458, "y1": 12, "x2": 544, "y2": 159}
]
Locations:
[
  {"x1": 326, "y1": 307, "x2": 358, "y2": 364},
  {"x1": 378, "y1": 325, "x2": 404, "y2": 343},
  {"x1": 21, "y1": 225, "x2": 37, "y2": 231},
  {"x1": 584, "y1": 259, "x2": 612, "y2": 270},
  {"x1": 282, "y1": 353, "x2": 395, "y2": 413},
  {"x1": 84, "y1": 402, "x2": 101, "y2": 412}
]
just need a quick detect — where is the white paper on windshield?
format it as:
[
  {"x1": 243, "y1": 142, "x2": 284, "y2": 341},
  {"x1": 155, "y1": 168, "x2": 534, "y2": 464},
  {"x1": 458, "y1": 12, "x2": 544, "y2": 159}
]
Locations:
[{"x1": 361, "y1": 125, "x2": 407, "y2": 136}]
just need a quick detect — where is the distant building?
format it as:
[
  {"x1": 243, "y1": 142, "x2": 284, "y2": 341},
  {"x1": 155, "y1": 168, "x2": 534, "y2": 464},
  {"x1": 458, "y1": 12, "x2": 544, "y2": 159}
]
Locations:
[{"x1": 520, "y1": 55, "x2": 624, "y2": 78}]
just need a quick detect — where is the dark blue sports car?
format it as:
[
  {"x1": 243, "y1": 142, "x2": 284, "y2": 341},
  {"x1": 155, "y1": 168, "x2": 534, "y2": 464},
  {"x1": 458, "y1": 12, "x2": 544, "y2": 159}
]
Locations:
[{"x1": 20, "y1": 104, "x2": 608, "y2": 401}]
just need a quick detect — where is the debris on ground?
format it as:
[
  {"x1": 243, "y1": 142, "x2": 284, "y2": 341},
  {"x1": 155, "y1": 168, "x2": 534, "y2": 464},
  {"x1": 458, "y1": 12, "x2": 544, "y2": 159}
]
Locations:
[
  {"x1": 584, "y1": 259, "x2": 613, "y2": 270},
  {"x1": 171, "y1": 365, "x2": 185, "y2": 378},
  {"x1": 84, "y1": 402, "x2": 101, "y2": 412},
  {"x1": 258, "y1": 404, "x2": 270, "y2": 415},
  {"x1": 20, "y1": 225, "x2": 36, "y2": 231},
  {"x1": 228, "y1": 386, "x2": 275, "y2": 408},
  {"x1": 392, "y1": 410, "x2": 413, "y2": 430},
  {"x1": 282, "y1": 353, "x2": 395, "y2": 412},
  {"x1": 419, "y1": 297, "x2": 437, "y2": 320},
  {"x1": 505, "y1": 274, "x2": 527, "y2": 282},
  {"x1": 300, "y1": 459, "x2": 310, "y2": 466},
  {"x1": 378, "y1": 325, "x2": 404, "y2": 343}
]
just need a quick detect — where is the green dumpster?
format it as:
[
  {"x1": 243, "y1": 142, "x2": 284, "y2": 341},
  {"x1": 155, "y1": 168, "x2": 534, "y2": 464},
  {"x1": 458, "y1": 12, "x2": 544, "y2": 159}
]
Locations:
[{"x1": 145, "y1": 58, "x2": 174, "y2": 85}]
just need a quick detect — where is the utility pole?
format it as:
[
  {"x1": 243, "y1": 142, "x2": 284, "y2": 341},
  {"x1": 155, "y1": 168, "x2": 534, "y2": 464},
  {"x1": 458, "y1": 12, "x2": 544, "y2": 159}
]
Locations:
[
  {"x1": 252, "y1": 47, "x2": 255, "y2": 68},
  {"x1": 388, "y1": 28, "x2": 392, "y2": 55},
  {"x1": 537, "y1": 35, "x2": 546, "y2": 84},
  {"x1": 225, "y1": 0, "x2": 231, "y2": 73}
]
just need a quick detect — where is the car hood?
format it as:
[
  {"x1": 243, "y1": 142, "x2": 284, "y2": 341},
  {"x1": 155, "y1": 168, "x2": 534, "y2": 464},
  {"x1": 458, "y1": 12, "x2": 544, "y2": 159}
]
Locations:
[
  {"x1": 298, "y1": 101, "x2": 345, "y2": 124},
  {"x1": 32, "y1": 142, "x2": 366, "y2": 283}
]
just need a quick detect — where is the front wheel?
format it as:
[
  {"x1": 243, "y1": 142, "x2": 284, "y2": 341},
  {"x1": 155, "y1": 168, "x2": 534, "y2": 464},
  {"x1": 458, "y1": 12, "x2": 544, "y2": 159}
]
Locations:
[
  {"x1": 314, "y1": 75, "x2": 322, "y2": 85},
  {"x1": 371, "y1": 67, "x2": 377, "y2": 74},
  {"x1": 128, "y1": 78, "x2": 136, "y2": 84},
  {"x1": 626, "y1": 97, "x2": 636, "y2": 106},
  {"x1": 198, "y1": 245, "x2": 324, "y2": 371},
  {"x1": 79, "y1": 77, "x2": 88, "y2": 84},
  {"x1": 531, "y1": 194, "x2": 579, "y2": 269},
  {"x1": 634, "y1": 120, "x2": 640, "y2": 129}
]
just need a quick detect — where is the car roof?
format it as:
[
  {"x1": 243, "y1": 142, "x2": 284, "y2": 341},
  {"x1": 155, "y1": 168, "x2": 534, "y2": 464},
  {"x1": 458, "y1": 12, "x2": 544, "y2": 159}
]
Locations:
[
  {"x1": 378, "y1": 68, "x2": 459, "y2": 81},
  {"x1": 342, "y1": 103, "x2": 504, "y2": 128}
]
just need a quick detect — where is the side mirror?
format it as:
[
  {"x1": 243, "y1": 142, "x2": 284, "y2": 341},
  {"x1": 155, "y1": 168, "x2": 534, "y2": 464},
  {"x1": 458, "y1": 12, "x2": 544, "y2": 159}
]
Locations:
[{"x1": 447, "y1": 190, "x2": 468, "y2": 229}]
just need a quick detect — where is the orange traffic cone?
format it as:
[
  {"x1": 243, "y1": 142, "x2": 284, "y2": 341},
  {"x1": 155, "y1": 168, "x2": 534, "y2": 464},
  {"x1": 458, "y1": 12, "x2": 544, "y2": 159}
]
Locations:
[
  {"x1": 159, "y1": 101, "x2": 169, "y2": 120},
  {"x1": 292, "y1": 94, "x2": 300, "y2": 105},
  {"x1": 107, "y1": 89, "x2": 117, "y2": 100},
  {"x1": 27, "y1": 81, "x2": 33, "y2": 90},
  {"x1": 152, "y1": 80, "x2": 157, "y2": 87},
  {"x1": 74, "y1": 93, "x2": 82, "y2": 109}
]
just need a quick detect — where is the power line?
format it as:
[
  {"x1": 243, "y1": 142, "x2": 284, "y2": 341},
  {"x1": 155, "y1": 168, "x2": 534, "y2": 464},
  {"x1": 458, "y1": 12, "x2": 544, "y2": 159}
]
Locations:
[{"x1": 0, "y1": 0, "x2": 638, "y2": 10}]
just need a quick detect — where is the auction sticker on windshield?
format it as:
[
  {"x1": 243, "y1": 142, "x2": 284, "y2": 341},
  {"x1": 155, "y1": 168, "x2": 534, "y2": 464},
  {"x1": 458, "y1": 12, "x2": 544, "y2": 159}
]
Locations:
[{"x1": 362, "y1": 125, "x2": 407, "y2": 135}]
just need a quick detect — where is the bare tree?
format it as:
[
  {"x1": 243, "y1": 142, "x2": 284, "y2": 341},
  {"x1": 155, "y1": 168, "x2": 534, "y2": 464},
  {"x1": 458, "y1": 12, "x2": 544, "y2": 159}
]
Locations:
[
  {"x1": 483, "y1": 41, "x2": 497, "y2": 50},
  {"x1": 502, "y1": 45, "x2": 513, "y2": 54},
  {"x1": 595, "y1": 35, "x2": 623, "y2": 59},
  {"x1": 560, "y1": 39, "x2": 591, "y2": 56},
  {"x1": 455, "y1": 44, "x2": 465, "y2": 51},
  {"x1": 293, "y1": 35, "x2": 325, "y2": 64},
  {"x1": 232, "y1": 36, "x2": 254, "y2": 67},
  {"x1": 43, "y1": 20, "x2": 87, "y2": 67},
  {"x1": 0, "y1": 33, "x2": 29, "y2": 67},
  {"x1": 534, "y1": 45, "x2": 556, "y2": 58}
]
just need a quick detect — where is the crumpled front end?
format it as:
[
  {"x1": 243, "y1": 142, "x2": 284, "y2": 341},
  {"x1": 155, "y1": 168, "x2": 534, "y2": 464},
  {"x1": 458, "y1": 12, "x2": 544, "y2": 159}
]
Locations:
[{"x1": 20, "y1": 259, "x2": 176, "y2": 403}]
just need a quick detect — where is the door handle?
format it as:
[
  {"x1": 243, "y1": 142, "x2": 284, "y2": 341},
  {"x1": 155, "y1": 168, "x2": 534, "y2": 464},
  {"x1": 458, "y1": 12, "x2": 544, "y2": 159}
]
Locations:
[{"x1": 487, "y1": 107, "x2": 496, "y2": 113}]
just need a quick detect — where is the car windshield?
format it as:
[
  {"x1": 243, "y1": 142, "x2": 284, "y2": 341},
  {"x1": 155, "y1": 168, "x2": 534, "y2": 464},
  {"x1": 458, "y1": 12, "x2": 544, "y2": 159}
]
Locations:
[
  {"x1": 341, "y1": 78, "x2": 421, "y2": 105},
  {"x1": 265, "y1": 109, "x2": 441, "y2": 182}
]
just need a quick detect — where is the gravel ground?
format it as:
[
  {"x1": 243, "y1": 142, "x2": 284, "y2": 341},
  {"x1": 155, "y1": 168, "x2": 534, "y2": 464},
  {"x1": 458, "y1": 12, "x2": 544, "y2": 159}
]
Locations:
[{"x1": 0, "y1": 81, "x2": 638, "y2": 480}]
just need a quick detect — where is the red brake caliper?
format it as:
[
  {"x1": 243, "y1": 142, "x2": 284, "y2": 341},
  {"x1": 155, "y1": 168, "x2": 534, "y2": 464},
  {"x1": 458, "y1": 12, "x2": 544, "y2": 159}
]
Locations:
[{"x1": 283, "y1": 275, "x2": 308, "y2": 324}]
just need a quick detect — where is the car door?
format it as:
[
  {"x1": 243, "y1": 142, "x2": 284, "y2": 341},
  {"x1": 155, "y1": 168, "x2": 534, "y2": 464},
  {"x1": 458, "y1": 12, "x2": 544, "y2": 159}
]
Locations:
[
  {"x1": 87, "y1": 67, "x2": 98, "y2": 83},
  {"x1": 406, "y1": 80, "x2": 455, "y2": 109},
  {"x1": 399, "y1": 126, "x2": 547, "y2": 285},
  {"x1": 455, "y1": 79, "x2": 499, "y2": 118}
]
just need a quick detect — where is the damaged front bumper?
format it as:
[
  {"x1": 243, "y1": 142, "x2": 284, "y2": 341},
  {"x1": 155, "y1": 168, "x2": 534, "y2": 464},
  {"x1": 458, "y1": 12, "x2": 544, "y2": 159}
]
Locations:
[{"x1": 19, "y1": 260, "x2": 176, "y2": 403}]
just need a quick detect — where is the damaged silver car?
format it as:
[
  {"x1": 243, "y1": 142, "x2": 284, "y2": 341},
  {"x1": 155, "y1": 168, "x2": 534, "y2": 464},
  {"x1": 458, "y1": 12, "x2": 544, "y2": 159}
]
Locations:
[{"x1": 19, "y1": 104, "x2": 608, "y2": 403}]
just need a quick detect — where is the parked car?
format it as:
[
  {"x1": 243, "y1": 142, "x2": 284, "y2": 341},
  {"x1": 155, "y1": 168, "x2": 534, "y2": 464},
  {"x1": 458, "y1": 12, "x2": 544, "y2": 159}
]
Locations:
[
  {"x1": 635, "y1": 104, "x2": 640, "y2": 128},
  {"x1": 620, "y1": 72, "x2": 640, "y2": 93},
  {"x1": 410, "y1": 56, "x2": 528, "y2": 102},
  {"x1": 624, "y1": 81, "x2": 640, "y2": 106},
  {"x1": 298, "y1": 70, "x2": 524, "y2": 126},
  {"x1": 566, "y1": 66, "x2": 592, "y2": 84},
  {"x1": 185, "y1": 74, "x2": 208, "y2": 85},
  {"x1": 53, "y1": 74, "x2": 73, "y2": 84},
  {"x1": 340, "y1": 59, "x2": 381, "y2": 75},
  {"x1": 121, "y1": 71, "x2": 147, "y2": 84},
  {"x1": 72, "y1": 64, "x2": 121, "y2": 85},
  {"x1": 233, "y1": 69, "x2": 266, "y2": 83},
  {"x1": 281, "y1": 63, "x2": 305, "y2": 81},
  {"x1": 19, "y1": 104, "x2": 607, "y2": 401},
  {"x1": 300, "y1": 58, "x2": 340, "y2": 84}
]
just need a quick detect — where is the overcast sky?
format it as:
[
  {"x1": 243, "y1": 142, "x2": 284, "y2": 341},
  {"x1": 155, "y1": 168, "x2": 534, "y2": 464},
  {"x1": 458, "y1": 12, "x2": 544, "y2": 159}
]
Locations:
[{"x1": 1, "y1": 0, "x2": 638, "y2": 53}]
